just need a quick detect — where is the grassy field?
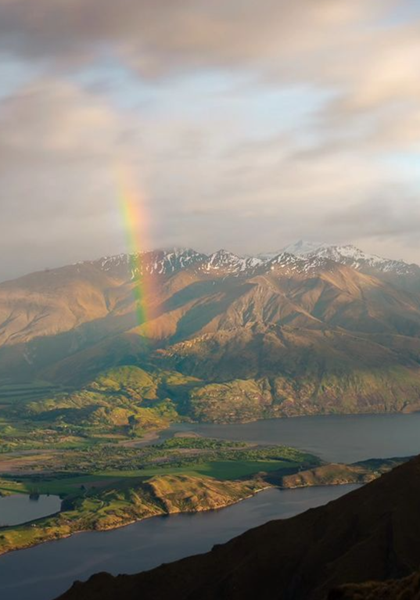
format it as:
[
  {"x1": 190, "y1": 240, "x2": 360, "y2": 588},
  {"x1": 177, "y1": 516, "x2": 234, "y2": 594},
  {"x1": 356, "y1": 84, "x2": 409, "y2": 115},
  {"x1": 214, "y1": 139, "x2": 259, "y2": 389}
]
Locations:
[
  {"x1": 0, "y1": 450, "x2": 313, "y2": 496},
  {"x1": 101, "y1": 459, "x2": 301, "y2": 481},
  {"x1": 0, "y1": 474, "x2": 261, "y2": 556},
  {"x1": 0, "y1": 382, "x2": 69, "y2": 404},
  {"x1": 0, "y1": 365, "x2": 322, "y2": 555},
  {"x1": 0, "y1": 432, "x2": 321, "y2": 557},
  {"x1": 0, "y1": 474, "x2": 123, "y2": 496}
]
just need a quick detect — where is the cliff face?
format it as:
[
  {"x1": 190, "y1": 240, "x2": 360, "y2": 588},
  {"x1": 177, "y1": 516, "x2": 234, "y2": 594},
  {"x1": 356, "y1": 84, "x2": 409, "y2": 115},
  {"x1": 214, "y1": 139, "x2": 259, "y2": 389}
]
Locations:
[{"x1": 58, "y1": 455, "x2": 420, "y2": 600}]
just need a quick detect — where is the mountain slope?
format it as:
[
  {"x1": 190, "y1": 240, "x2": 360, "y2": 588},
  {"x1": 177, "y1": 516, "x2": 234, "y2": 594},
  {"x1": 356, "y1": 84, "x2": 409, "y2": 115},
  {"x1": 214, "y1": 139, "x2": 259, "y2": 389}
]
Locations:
[
  {"x1": 306, "y1": 244, "x2": 420, "y2": 293},
  {"x1": 1, "y1": 245, "x2": 420, "y2": 421},
  {"x1": 58, "y1": 455, "x2": 420, "y2": 600}
]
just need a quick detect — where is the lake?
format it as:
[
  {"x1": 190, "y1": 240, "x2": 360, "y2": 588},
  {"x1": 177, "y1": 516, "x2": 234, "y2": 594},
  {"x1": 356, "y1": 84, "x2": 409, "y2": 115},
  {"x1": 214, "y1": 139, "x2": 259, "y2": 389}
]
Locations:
[
  {"x1": 0, "y1": 494, "x2": 61, "y2": 527},
  {"x1": 1, "y1": 412, "x2": 419, "y2": 600},
  {"x1": 162, "y1": 412, "x2": 420, "y2": 463},
  {"x1": 0, "y1": 485, "x2": 359, "y2": 600}
]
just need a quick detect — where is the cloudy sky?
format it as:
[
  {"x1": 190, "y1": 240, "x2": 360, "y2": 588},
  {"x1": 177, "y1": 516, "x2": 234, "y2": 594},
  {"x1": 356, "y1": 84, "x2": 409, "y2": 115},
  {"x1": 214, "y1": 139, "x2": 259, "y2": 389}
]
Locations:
[{"x1": 0, "y1": 0, "x2": 420, "y2": 280}]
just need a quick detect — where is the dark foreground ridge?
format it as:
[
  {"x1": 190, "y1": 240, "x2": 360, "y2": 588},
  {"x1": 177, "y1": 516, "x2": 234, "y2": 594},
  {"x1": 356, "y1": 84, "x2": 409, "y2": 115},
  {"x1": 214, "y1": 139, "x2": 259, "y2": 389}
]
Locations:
[
  {"x1": 58, "y1": 455, "x2": 420, "y2": 600},
  {"x1": 330, "y1": 571, "x2": 420, "y2": 599}
]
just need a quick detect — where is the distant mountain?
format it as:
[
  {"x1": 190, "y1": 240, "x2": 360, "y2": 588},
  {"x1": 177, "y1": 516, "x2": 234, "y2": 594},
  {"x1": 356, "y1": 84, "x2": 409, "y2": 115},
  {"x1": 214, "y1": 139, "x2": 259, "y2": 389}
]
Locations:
[
  {"x1": 1, "y1": 243, "x2": 420, "y2": 421},
  {"x1": 309, "y1": 244, "x2": 409, "y2": 271},
  {"x1": 87, "y1": 248, "x2": 264, "y2": 279},
  {"x1": 282, "y1": 239, "x2": 326, "y2": 256},
  {"x1": 309, "y1": 244, "x2": 420, "y2": 282},
  {"x1": 265, "y1": 239, "x2": 419, "y2": 277},
  {"x1": 91, "y1": 247, "x2": 208, "y2": 277},
  {"x1": 259, "y1": 239, "x2": 325, "y2": 259},
  {"x1": 58, "y1": 455, "x2": 420, "y2": 600}
]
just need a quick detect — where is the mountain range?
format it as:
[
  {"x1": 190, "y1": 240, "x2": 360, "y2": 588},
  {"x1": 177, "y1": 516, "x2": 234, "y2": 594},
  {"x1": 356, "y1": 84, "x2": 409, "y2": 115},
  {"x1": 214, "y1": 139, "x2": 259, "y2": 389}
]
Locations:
[{"x1": 2, "y1": 242, "x2": 420, "y2": 422}]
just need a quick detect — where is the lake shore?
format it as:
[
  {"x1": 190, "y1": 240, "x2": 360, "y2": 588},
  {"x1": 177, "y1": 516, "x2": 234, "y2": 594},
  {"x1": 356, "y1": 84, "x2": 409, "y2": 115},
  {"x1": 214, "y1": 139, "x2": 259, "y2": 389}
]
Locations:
[{"x1": 0, "y1": 476, "x2": 267, "y2": 556}]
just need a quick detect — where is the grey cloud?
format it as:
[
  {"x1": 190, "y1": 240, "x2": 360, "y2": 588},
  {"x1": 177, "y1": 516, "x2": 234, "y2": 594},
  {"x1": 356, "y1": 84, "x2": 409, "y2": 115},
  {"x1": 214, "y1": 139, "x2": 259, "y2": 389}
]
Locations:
[
  {"x1": 1, "y1": 0, "x2": 418, "y2": 132},
  {"x1": 2, "y1": 0, "x2": 419, "y2": 154},
  {"x1": 0, "y1": 80, "x2": 130, "y2": 279},
  {"x1": 328, "y1": 193, "x2": 420, "y2": 241},
  {"x1": 0, "y1": 1, "x2": 404, "y2": 77},
  {"x1": 1, "y1": 1, "x2": 420, "y2": 278}
]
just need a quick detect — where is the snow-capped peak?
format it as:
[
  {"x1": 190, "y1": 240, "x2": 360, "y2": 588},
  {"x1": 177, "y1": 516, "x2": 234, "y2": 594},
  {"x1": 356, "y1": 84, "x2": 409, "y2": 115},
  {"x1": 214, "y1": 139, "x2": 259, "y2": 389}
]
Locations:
[
  {"x1": 266, "y1": 251, "x2": 334, "y2": 275},
  {"x1": 281, "y1": 240, "x2": 326, "y2": 257},
  {"x1": 308, "y1": 245, "x2": 415, "y2": 275},
  {"x1": 262, "y1": 241, "x2": 418, "y2": 277},
  {"x1": 259, "y1": 240, "x2": 325, "y2": 260},
  {"x1": 93, "y1": 248, "x2": 206, "y2": 277},
  {"x1": 89, "y1": 243, "x2": 419, "y2": 282},
  {"x1": 205, "y1": 250, "x2": 263, "y2": 274}
]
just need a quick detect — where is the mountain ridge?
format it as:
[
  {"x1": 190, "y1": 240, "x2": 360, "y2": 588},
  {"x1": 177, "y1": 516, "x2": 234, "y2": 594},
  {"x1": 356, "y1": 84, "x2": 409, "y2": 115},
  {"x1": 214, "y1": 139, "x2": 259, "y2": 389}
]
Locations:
[
  {"x1": 1, "y1": 242, "x2": 420, "y2": 423},
  {"x1": 4, "y1": 241, "x2": 418, "y2": 286}
]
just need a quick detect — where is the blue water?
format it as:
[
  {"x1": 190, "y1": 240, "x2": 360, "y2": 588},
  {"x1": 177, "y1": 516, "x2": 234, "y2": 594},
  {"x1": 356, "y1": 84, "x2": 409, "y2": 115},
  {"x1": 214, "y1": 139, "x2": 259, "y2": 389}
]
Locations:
[
  {"x1": 0, "y1": 485, "x2": 359, "y2": 600},
  {"x1": 1, "y1": 411, "x2": 419, "y2": 600},
  {"x1": 0, "y1": 494, "x2": 61, "y2": 527},
  {"x1": 163, "y1": 412, "x2": 420, "y2": 463}
]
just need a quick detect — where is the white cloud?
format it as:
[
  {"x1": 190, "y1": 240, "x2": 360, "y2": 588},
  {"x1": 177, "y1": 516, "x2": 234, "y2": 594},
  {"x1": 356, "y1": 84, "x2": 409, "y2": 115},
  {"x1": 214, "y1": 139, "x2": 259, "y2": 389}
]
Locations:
[{"x1": 0, "y1": 80, "x2": 134, "y2": 277}]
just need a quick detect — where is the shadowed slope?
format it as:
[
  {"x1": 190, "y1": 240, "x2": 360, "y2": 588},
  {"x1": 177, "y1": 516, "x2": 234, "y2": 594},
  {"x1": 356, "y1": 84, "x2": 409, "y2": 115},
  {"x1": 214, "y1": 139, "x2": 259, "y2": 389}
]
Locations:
[{"x1": 329, "y1": 571, "x2": 420, "y2": 599}]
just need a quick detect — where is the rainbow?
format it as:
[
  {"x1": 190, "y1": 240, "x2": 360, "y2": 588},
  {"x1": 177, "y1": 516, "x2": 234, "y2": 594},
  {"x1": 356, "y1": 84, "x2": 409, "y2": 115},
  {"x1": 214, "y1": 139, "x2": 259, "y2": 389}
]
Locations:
[{"x1": 117, "y1": 169, "x2": 152, "y2": 331}]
